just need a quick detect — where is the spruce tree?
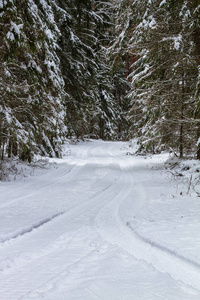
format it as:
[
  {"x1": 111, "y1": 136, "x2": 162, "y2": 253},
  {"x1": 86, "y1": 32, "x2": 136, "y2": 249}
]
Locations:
[
  {"x1": 54, "y1": 0, "x2": 117, "y2": 139},
  {"x1": 0, "y1": 0, "x2": 65, "y2": 161},
  {"x1": 106, "y1": 0, "x2": 132, "y2": 140},
  {"x1": 117, "y1": 0, "x2": 200, "y2": 156}
]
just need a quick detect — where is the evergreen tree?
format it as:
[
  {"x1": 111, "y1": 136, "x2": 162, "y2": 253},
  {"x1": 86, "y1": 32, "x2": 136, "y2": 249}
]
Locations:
[
  {"x1": 107, "y1": 0, "x2": 132, "y2": 140},
  {"x1": 118, "y1": 0, "x2": 200, "y2": 156},
  {"x1": 90, "y1": 0, "x2": 118, "y2": 139},
  {"x1": 54, "y1": 0, "x2": 117, "y2": 139},
  {"x1": 0, "y1": 0, "x2": 66, "y2": 161}
]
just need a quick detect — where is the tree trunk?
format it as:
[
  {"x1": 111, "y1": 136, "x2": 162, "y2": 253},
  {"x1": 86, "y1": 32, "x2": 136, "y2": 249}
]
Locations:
[
  {"x1": 179, "y1": 122, "x2": 183, "y2": 158},
  {"x1": 99, "y1": 117, "x2": 104, "y2": 140},
  {"x1": 179, "y1": 76, "x2": 185, "y2": 158},
  {"x1": 197, "y1": 124, "x2": 200, "y2": 159},
  {"x1": 1, "y1": 142, "x2": 5, "y2": 161},
  {"x1": 126, "y1": 54, "x2": 129, "y2": 78},
  {"x1": 197, "y1": 147, "x2": 200, "y2": 160}
]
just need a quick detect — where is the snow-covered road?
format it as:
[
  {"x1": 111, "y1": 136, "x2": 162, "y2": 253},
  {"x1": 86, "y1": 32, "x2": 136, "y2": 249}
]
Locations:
[{"x1": 0, "y1": 140, "x2": 200, "y2": 299}]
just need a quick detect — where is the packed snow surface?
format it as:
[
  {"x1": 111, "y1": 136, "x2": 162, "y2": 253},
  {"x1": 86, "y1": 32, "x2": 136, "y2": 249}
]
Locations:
[{"x1": 0, "y1": 140, "x2": 200, "y2": 299}]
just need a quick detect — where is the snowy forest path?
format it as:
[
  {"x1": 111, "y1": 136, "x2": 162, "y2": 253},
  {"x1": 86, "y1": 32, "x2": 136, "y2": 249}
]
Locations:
[
  {"x1": 95, "y1": 161, "x2": 200, "y2": 291},
  {"x1": 0, "y1": 140, "x2": 200, "y2": 300}
]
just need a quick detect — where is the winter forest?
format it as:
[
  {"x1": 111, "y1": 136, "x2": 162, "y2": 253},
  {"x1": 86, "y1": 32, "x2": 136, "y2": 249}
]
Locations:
[
  {"x1": 1, "y1": 1, "x2": 200, "y2": 298},
  {"x1": 0, "y1": 0, "x2": 200, "y2": 165}
]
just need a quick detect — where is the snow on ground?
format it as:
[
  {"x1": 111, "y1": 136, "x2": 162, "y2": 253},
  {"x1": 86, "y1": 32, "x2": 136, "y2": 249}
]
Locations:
[{"x1": 0, "y1": 140, "x2": 200, "y2": 299}]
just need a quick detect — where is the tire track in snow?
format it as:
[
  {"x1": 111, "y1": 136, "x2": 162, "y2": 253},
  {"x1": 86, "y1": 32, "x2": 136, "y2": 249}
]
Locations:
[
  {"x1": 0, "y1": 140, "x2": 114, "y2": 213},
  {"x1": 0, "y1": 159, "x2": 121, "y2": 273},
  {"x1": 0, "y1": 211, "x2": 65, "y2": 244},
  {"x1": 0, "y1": 141, "x2": 115, "y2": 211},
  {"x1": 1, "y1": 141, "x2": 200, "y2": 299},
  {"x1": 0, "y1": 162, "x2": 124, "y2": 300},
  {"x1": 0, "y1": 162, "x2": 79, "y2": 210},
  {"x1": 0, "y1": 139, "x2": 97, "y2": 211},
  {"x1": 0, "y1": 159, "x2": 90, "y2": 246},
  {"x1": 95, "y1": 165, "x2": 200, "y2": 291},
  {"x1": 0, "y1": 181, "x2": 114, "y2": 275},
  {"x1": 127, "y1": 221, "x2": 200, "y2": 270}
]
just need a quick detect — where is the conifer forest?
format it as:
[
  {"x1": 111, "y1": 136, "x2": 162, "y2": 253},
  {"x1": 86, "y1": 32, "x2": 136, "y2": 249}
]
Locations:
[{"x1": 0, "y1": 0, "x2": 200, "y2": 163}]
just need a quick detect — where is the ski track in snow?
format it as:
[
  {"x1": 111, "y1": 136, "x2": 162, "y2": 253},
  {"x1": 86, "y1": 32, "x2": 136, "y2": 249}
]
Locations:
[{"x1": 0, "y1": 140, "x2": 200, "y2": 300}]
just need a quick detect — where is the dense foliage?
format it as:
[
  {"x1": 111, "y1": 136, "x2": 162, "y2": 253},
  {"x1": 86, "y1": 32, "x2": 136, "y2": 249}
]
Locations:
[
  {"x1": 0, "y1": 0, "x2": 125, "y2": 163},
  {"x1": 0, "y1": 0, "x2": 65, "y2": 161},
  {"x1": 0, "y1": 0, "x2": 200, "y2": 166},
  {"x1": 114, "y1": 0, "x2": 200, "y2": 156}
]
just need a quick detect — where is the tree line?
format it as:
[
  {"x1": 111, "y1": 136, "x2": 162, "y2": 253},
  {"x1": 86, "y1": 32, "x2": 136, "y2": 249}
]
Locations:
[
  {"x1": 0, "y1": 0, "x2": 199, "y2": 164},
  {"x1": 113, "y1": 0, "x2": 200, "y2": 157}
]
